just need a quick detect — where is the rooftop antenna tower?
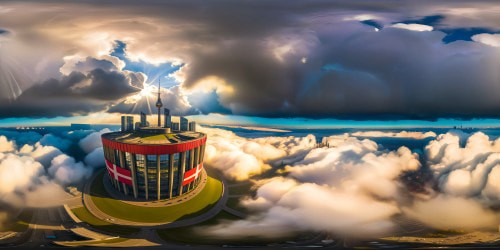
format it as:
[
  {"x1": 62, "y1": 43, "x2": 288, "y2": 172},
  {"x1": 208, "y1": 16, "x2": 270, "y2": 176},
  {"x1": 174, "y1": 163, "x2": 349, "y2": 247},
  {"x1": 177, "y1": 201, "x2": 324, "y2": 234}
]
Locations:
[{"x1": 155, "y1": 78, "x2": 163, "y2": 127}]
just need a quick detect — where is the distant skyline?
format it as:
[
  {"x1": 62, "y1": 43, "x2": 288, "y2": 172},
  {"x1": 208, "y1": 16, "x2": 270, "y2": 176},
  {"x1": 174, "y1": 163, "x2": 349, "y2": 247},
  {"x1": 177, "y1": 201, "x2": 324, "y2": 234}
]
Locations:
[
  {"x1": 2, "y1": 113, "x2": 500, "y2": 129},
  {"x1": 0, "y1": 0, "x2": 499, "y2": 126}
]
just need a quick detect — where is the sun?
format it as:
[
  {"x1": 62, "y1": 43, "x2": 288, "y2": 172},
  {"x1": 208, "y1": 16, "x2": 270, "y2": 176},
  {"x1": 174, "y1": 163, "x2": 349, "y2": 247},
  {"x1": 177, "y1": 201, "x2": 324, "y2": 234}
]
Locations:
[
  {"x1": 138, "y1": 83, "x2": 155, "y2": 98},
  {"x1": 124, "y1": 83, "x2": 156, "y2": 105}
]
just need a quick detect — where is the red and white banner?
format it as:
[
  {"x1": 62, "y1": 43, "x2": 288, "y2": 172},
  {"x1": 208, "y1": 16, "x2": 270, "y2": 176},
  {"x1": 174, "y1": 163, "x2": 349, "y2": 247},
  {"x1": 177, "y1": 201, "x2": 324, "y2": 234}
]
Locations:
[
  {"x1": 105, "y1": 159, "x2": 133, "y2": 186},
  {"x1": 183, "y1": 163, "x2": 203, "y2": 186}
]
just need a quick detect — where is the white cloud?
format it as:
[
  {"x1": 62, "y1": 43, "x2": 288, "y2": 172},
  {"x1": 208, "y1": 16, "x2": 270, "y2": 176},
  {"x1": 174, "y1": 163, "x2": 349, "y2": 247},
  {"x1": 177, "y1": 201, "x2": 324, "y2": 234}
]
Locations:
[
  {"x1": 0, "y1": 133, "x2": 95, "y2": 209},
  {"x1": 39, "y1": 134, "x2": 72, "y2": 151},
  {"x1": 0, "y1": 135, "x2": 16, "y2": 152},
  {"x1": 350, "y1": 131, "x2": 436, "y2": 139},
  {"x1": 205, "y1": 135, "x2": 420, "y2": 238},
  {"x1": 425, "y1": 131, "x2": 500, "y2": 200},
  {"x1": 48, "y1": 154, "x2": 92, "y2": 185},
  {"x1": 19, "y1": 142, "x2": 63, "y2": 167},
  {"x1": 0, "y1": 153, "x2": 44, "y2": 194},
  {"x1": 391, "y1": 23, "x2": 433, "y2": 32},
  {"x1": 472, "y1": 33, "x2": 500, "y2": 47},
  {"x1": 84, "y1": 147, "x2": 105, "y2": 167},
  {"x1": 403, "y1": 195, "x2": 499, "y2": 230},
  {"x1": 78, "y1": 128, "x2": 110, "y2": 154},
  {"x1": 200, "y1": 126, "x2": 316, "y2": 180},
  {"x1": 343, "y1": 14, "x2": 382, "y2": 21}
]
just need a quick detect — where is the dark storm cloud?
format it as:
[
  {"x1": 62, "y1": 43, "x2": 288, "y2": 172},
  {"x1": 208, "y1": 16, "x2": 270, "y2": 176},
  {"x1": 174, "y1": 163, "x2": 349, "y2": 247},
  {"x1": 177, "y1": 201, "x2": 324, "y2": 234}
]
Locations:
[
  {"x1": 0, "y1": 0, "x2": 499, "y2": 119},
  {"x1": 0, "y1": 68, "x2": 140, "y2": 117},
  {"x1": 73, "y1": 57, "x2": 118, "y2": 74}
]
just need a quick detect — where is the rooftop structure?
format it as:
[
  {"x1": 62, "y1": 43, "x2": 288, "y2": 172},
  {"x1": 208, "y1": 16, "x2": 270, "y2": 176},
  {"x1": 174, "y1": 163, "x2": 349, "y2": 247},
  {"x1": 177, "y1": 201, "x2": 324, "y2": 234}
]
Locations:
[
  {"x1": 102, "y1": 85, "x2": 206, "y2": 201},
  {"x1": 155, "y1": 79, "x2": 163, "y2": 127}
]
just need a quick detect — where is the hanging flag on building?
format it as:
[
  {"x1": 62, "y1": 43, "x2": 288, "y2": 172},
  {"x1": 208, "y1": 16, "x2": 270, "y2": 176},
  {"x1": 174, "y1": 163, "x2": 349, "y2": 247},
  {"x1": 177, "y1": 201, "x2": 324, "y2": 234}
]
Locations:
[
  {"x1": 105, "y1": 159, "x2": 133, "y2": 185},
  {"x1": 183, "y1": 163, "x2": 203, "y2": 186}
]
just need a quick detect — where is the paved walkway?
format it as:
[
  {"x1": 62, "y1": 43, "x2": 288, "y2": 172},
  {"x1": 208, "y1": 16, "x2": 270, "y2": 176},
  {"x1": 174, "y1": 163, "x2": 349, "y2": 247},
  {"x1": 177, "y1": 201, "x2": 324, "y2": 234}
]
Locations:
[
  {"x1": 222, "y1": 206, "x2": 247, "y2": 218},
  {"x1": 82, "y1": 169, "x2": 228, "y2": 229}
]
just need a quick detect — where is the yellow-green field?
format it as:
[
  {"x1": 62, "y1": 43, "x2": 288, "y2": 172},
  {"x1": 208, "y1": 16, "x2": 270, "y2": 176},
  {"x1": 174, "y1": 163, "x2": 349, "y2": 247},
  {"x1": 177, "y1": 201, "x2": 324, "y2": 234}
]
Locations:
[
  {"x1": 89, "y1": 172, "x2": 223, "y2": 223},
  {"x1": 71, "y1": 206, "x2": 139, "y2": 235}
]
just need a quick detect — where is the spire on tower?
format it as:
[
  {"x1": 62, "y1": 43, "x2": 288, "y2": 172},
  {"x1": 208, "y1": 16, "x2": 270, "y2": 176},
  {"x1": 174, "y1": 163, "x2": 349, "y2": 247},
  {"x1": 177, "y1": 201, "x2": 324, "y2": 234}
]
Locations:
[{"x1": 155, "y1": 78, "x2": 163, "y2": 127}]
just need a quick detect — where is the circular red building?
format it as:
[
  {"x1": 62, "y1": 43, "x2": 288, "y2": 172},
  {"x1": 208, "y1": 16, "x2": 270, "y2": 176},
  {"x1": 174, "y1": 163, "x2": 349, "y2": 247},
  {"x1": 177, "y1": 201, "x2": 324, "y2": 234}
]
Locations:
[{"x1": 101, "y1": 127, "x2": 207, "y2": 200}]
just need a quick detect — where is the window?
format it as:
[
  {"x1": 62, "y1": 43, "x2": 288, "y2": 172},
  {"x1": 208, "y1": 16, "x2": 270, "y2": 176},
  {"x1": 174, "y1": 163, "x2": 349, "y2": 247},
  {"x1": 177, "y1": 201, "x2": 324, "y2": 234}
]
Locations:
[
  {"x1": 172, "y1": 153, "x2": 180, "y2": 196},
  {"x1": 199, "y1": 144, "x2": 205, "y2": 163},
  {"x1": 146, "y1": 155, "x2": 157, "y2": 190},
  {"x1": 114, "y1": 149, "x2": 121, "y2": 166},
  {"x1": 135, "y1": 154, "x2": 146, "y2": 187},
  {"x1": 160, "y1": 155, "x2": 169, "y2": 191},
  {"x1": 185, "y1": 150, "x2": 192, "y2": 171},
  {"x1": 124, "y1": 152, "x2": 133, "y2": 170},
  {"x1": 194, "y1": 147, "x2": 199, "y2": 166}
]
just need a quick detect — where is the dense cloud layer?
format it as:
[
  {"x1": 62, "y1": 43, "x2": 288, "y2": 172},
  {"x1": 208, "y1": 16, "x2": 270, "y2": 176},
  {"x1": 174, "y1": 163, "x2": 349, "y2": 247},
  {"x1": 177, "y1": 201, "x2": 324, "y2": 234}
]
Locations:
[
  {"x1": 200, "y1": 126, "x2": 315, "y2": 180},
  {"x1": 0, "y1": 0, "x2": 499, "y2": 119},
  {"x1": 0, "y1": 67, "x2": 143, "y2": 117},
  {"x1": 200, "y1": 128, "x2": 500, "y2": 237},
  {"x1": 0, "y1": 131, "x2": 98, "y2": 209},
  {"x1": 2, "y1": 125, "x2": 500, "y2": 237},
  {"x1": 350, "y1": 130, "x2": 436, "y2": 139},
  {"x1": 206, "y1": 134, "x2": 421, "y2": 237}
]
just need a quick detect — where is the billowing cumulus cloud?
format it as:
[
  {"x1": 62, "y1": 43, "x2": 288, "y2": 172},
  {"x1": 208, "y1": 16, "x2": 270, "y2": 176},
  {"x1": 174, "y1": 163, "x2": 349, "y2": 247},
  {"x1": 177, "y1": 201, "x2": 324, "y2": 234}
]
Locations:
[
  {"x1": 472, "y1": 33, "x2": 500, "y2": 47},
  {"x1": 0, "y1": 135, "x2": 16, "y2": 152},
  {"x1": 39, "y1": 134, "x2": 72, "y2": 151},
  {"x1": 425, "y1": 132, "x2": 500, "y2": 202},
  {"x1": 78, "y1": 128, "x2": 111, "y2": 154},
  {"x1": 84, "y1": 147, "x2": 105, "y2": 168},
  {"x1": 205, "y1": 135, "x2": 421, "y2": 237},
  {"x1": 201, "y1": 128, "x2": 500, "y2": 237},
  {"x1": 0, "y1": 130, "x2": 101, "y2": 210},
  {"x1": 0, "y1": 1, "x2": 499, "y2": 119},
  {"x1": 200, "y1": 126, "x2": 315, "y2": 180},
  {"x1": 0, "y1": 152, "x2": 44, "y2": 194},
  {"x1": 48, "y1": 154, "x2": 92, "y2": 185}
]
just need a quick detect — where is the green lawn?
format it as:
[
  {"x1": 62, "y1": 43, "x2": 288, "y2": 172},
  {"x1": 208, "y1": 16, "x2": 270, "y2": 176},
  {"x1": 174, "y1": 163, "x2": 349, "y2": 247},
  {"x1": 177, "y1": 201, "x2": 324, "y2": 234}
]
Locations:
[
  {"x1": 89, "y1": 172, "x2": 223, "y2": 223},
  {"x1": 71, "y1": 207, "x2": 139, "y2": 235},
  {"x1": 141, "y1": 134, "x2": 167, "y2": 141}
]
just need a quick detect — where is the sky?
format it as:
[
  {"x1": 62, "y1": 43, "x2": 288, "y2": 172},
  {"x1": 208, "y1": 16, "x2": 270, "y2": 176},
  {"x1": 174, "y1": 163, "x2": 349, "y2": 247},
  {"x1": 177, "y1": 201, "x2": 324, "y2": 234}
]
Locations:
[{"x1": 0, "y1": 0, "x2": 499, "y2": 127}]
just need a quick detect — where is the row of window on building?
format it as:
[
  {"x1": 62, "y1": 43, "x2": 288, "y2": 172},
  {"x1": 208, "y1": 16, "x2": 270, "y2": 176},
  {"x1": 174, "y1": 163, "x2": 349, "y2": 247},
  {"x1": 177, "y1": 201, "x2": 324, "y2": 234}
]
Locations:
[{"x1": 103, "y1": 144, "x2": 205, "y2": 200}]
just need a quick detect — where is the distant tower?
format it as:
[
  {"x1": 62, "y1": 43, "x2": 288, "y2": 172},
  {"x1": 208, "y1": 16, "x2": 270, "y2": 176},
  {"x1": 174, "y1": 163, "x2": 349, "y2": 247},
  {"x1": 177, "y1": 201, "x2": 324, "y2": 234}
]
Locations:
[
  {"x1": 140, "y1": 112, "x2": 147, "y2": 127},
  {"x1": 172, "y1": 122, "x2": 180, "y2": 131},
  {"x1": 164, "y1": 108, "x2": 171, "y2": 128},
  {"x1": 189, "y1": 121, "x2": 196, "y2": 132},
  {"x1": 126, "y1": 116, "x2": 134, "y2": 131},
  {"x1": 121, "y1": 116, "x2": 134, "y2": 132},
  {"x1": 155, "y1": 79, "x2": 163, "y2": 127},
  {"x1": 121, "y1": 116, "x2": 127, "y2": 132},
  {"x1": 180, "y1": 117, "x2": 189, "y2": 131}
]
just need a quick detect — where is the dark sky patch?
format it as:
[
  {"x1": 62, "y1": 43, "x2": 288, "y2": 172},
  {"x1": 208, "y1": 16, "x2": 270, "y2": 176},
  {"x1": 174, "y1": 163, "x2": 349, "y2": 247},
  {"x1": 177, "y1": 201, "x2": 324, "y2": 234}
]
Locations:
[
  {"x1": 400, "y1": 15, "x2": 445, "y2": 26},
  {"x1": 440, "y1": 27, "x2": 499, "y2": 43},
  {"x1": 361, "y1": 20, "x2": 382, "y2": 30}
]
